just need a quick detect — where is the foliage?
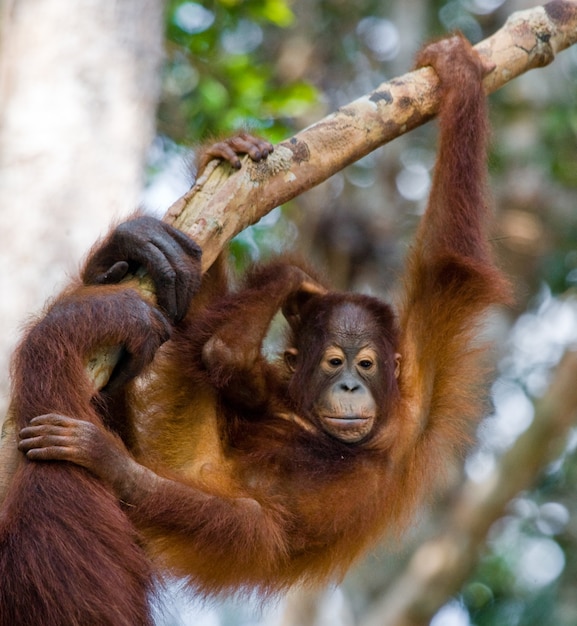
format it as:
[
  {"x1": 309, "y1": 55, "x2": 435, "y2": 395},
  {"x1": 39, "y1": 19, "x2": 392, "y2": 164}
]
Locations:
[{"x1": 161, "y1": 0, "x2": 317, "y2": 144}]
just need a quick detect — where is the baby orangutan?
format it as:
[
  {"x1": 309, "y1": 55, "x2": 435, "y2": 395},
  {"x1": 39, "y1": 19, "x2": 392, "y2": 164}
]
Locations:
[{"x1": 9, "y1": 36, "x2": 510, "y2": 625}]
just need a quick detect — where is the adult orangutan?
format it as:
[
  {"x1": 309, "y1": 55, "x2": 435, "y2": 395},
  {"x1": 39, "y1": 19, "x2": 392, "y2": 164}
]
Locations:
[{"x1": 9, "y1": 34, "x2": 510, "y2": 623}]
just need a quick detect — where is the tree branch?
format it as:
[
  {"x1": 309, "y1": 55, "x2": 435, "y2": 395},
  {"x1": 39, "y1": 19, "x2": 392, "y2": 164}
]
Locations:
[{"x1": 165, "y1": 0, "x2": 577, "y2": 269}]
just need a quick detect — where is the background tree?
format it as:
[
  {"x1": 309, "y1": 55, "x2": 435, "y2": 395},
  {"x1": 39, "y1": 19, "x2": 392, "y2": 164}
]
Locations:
[{"x1": 2, "y1": 1, "x2": 577, "y2": 625}]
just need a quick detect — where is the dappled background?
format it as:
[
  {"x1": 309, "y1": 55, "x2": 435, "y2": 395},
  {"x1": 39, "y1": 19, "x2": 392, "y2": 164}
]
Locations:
[{"x1": 2, "y1": 0, "x2": 577, "y2": 624}]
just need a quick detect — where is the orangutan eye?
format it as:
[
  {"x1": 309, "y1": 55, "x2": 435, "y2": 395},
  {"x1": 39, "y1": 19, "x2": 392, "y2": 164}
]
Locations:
[
  {"x1": 329, "y1": 358, "x2": 343, "y2": 367},
  {"x1": 358, "y1": 360, "x2": 373, "y2": 369}
]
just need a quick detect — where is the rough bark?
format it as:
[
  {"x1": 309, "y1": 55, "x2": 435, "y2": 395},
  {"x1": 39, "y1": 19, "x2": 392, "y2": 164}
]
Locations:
[{"x1": 166, "y1": 0, "x2": 577, "y2": 270}]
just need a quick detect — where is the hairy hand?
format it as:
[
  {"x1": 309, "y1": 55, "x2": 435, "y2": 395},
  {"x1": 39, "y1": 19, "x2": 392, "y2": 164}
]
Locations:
[
  {"x1": 19, "y1": 414, "x2": 134, "y2": 495},
  {"x1": 83, "y1": 216, "x2": 202, "y2": 322}
]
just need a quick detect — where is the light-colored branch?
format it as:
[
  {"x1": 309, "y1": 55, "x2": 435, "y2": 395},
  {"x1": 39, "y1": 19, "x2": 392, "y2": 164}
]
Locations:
[
  {"x1": 359, "y1": 349, "x2": 577, "y2": 626},
  {"x1": 166, "y1": 0, "x2": 577, "y2": 269}
]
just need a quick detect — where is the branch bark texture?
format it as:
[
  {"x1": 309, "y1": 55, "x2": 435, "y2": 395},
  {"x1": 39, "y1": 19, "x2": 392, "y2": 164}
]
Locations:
[{"x1": 166, "y1": 0, "x2": 577, "y2": 269}]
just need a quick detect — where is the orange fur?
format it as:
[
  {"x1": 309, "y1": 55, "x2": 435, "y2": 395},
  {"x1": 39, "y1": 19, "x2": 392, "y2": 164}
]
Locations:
[
  {"x1": 131, "y1": 35, "x2": 511, "y2": 596},
  {"x1": 0, "y1": 285, "x2": 161, "y2": 625},
  {"x1": 3, "y1": 34, "x2": 512, "y2": 622}
]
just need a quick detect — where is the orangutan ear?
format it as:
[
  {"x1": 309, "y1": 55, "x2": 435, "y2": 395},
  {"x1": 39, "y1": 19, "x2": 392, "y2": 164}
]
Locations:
[
  {"x1": 394, "y1": 353, "x2": 401, "y2": 378},
  {"x1": 284, "y1": 347, "x2": 299, "y2": 372}
]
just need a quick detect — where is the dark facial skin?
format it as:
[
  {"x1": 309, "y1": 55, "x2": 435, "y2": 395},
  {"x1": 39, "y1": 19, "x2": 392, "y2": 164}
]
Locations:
[{"x1": 309, "y1": 303, "x2": 400, "y2": 444}]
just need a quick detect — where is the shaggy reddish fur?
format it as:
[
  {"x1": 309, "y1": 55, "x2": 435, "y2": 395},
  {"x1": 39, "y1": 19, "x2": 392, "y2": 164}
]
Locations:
[
  {"x1": 0, "y1": 287, "x2": 161, "y2": 625},
  {"x1": 0, "y1": 34, "x2": 511, "y2": 621},
  {"x1": 126, "y1": 39, "x2": 511, "y2": 597}
]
